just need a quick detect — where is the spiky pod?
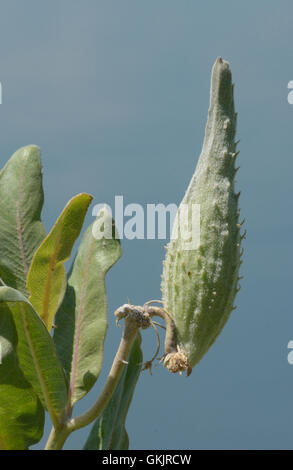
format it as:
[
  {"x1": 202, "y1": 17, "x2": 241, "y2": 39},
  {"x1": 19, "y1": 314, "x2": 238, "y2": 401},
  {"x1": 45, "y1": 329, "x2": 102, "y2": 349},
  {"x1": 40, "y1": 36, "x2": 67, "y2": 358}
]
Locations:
[{"x1": 161, "y1": 58, "x2": 243, "y2": 372}]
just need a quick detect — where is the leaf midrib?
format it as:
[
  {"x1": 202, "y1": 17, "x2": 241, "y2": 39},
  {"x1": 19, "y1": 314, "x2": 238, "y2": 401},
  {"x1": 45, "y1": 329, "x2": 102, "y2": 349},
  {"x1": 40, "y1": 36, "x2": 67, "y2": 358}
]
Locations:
[
  {"x1": 69, "y1": 236, "x2": 95, "y2": 404},
  {"x1": 20, "y1": 303, "x2": 60, "y2": 429}
]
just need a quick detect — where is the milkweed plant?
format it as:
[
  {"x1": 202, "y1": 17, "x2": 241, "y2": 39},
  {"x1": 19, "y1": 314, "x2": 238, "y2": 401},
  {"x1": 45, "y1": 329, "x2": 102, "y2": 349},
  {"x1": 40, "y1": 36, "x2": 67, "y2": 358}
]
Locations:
[{"x1": 0, "y1": 57, "x2": 244, "y2": 450}]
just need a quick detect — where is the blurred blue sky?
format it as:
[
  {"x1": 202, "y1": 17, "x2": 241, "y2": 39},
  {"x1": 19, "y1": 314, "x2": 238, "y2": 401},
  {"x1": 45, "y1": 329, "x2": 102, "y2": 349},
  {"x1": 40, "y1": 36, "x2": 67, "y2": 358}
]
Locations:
[{"x1": 0, "y1": 0, "x2": 292, "y2": 450}]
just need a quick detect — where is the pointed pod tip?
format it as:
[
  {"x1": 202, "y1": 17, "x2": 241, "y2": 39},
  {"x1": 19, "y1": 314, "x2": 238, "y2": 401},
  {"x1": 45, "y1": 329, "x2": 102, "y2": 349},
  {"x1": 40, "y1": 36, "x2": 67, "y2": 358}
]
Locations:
[
  {"x1": 212, "y1": 58, "x2": 232, "y2": 79},
  {"x1": 214, "y1": 56, "x2": 231, "y2": 72},
  {"x1": 207, "y1": 57, "x2": 236, "y2": 126}
]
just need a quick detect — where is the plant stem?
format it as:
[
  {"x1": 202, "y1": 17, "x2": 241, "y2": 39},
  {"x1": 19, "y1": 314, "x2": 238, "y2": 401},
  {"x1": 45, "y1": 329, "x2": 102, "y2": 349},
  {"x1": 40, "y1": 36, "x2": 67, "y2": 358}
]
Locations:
[
  {"x1": 45, "y1": 424, "x2": 70, "y2": 450},
  {"x1": 69, "y1": 317, "x2": 139, "y2": 431},
  {"x1": 45, "y1": 317, "x2": 139, "y2": 450}
]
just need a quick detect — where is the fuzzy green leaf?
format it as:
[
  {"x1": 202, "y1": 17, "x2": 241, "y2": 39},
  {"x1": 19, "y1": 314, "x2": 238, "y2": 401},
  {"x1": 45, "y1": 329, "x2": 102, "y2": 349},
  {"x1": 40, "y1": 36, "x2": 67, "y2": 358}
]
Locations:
[
  {"x1": 0, "y1": 145, "x2": 46, "y2": 295},
  {"x1": 27, "y1": 193, "x2": 93, "y2": 331},
  {"x1": 54, "y1": 208, "x2": 122, "y2": 405},
  {"x1": 0, "y1": 304, "x2": 44, "y2": 450},
  {"x1": 0, "y1": 286, "x2": 68, "y2": 429},
  {"x1": 83, "y1": 334, "x2": 142, "y2": 450}
]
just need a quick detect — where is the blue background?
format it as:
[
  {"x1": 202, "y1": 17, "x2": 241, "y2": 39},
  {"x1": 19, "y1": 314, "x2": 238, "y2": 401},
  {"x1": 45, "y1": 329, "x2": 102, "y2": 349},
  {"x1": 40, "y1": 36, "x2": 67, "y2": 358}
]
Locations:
[{"x1": 0, "y1": 0, "x2": 292, "y2": 450}]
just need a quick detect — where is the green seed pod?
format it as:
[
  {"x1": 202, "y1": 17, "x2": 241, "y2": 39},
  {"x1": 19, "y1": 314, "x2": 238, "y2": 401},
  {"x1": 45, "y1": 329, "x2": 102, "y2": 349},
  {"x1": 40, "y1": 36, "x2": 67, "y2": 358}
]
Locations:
[{"x1": 161, "y1": 57, "x2": 243, "y2": 373}]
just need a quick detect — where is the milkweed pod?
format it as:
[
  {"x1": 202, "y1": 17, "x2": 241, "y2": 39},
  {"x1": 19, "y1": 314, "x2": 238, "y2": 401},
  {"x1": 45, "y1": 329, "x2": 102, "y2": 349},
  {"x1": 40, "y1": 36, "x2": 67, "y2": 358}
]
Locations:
[{"x1": 161, "y1": 58, "x2": 243, "y2": 373}]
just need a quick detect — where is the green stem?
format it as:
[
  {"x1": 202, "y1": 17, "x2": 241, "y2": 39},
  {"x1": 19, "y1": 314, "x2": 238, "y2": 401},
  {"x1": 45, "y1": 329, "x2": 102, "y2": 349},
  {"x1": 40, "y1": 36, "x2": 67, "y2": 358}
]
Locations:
[
  {"x1": 45, "y1": 317, "x2": 139, "y2": 450},
  {"x1": 45, "y1": 425, "x2": 70, "y2": 450},
  {"x1": 69, "y1": 317, "x2": 138, "y2": 431}
]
